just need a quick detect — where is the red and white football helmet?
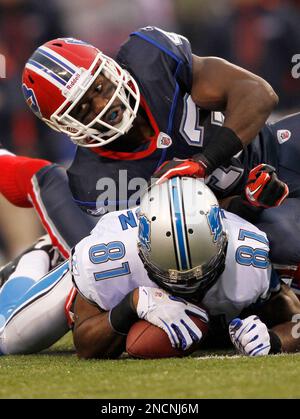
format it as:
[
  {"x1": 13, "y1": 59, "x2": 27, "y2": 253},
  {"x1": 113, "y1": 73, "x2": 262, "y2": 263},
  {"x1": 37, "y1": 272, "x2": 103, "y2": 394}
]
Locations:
[{"x1": 22, "y1": 38, "x2": 140, "y2": 147}]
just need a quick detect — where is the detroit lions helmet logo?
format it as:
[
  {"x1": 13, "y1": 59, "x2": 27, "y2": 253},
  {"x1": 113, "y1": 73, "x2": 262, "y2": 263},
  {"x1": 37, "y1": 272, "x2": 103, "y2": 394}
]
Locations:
[
  {"x1": 22, "y1": 84, "x2": 41, "y2": 118},
  {"x1": 207, "y1": 206, "x2": 223, "y2": 242},
  {"x1": 138, "y1": 214, "x2": 151, "y2": 251}
]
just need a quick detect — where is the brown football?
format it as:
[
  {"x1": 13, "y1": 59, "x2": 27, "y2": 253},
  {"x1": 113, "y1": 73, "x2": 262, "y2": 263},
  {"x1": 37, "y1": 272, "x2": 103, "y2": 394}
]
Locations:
[{"x1": 126, "y1": 315, "x2": 209, "y2": 359}]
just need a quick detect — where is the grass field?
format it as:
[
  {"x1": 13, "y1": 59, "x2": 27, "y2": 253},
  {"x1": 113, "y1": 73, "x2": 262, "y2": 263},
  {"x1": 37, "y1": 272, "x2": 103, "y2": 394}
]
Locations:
[{"x1": 0, "y1": 332, "x2": 300, "y2": 399}]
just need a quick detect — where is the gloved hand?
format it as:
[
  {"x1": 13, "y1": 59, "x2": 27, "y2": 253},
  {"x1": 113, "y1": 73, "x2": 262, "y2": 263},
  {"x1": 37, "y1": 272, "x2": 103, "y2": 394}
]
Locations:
[
  {"x1": 244, "y1": 164, "x2": 289, "y2": 208},
  {"x1": 153, "y1": 157, "x2": 208, "y2": 185},
  {"x1": 136, "y1": 286, "x2": 209, "y2": 350},
  {"x1": 229, "y1": 315, "x2": 271, "y2": 356}
]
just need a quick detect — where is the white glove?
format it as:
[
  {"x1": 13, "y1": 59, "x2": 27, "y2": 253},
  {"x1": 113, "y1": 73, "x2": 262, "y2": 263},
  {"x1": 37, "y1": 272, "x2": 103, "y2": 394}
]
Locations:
[
  {"x1": 136, "y1": 286, "x2": 209, "y2": 350},
  {"x1": 229, "y1": 315, "x2": 271, "y2": 356}
]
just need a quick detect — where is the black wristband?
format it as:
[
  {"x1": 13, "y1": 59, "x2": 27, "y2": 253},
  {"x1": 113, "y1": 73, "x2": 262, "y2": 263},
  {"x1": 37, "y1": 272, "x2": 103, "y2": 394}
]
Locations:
[
  {"x1": 194, "y1": 126, "x2": 244, "y2": 175},
  {"x1": 109, "y1": 290, "x2": 138, "y2": 335},
  {"x1": 268, "y1": 330, "x2": 282, "y2": 354},
  {"x1": 226, "y1": 196, "x2": 263, "y2": 223}
]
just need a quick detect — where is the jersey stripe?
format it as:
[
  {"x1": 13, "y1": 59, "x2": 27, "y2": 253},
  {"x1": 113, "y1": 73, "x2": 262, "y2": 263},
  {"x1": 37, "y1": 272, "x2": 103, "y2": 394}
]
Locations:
[
  {"x1": 0, "y1": 262, "x2": 69, "y2": 331},
  {"x1": 31, "y1": 176, "x2": 70, "y2": 258},
  {"x1": 131, "y1": 31, "x2": 182, "y2": 62}
]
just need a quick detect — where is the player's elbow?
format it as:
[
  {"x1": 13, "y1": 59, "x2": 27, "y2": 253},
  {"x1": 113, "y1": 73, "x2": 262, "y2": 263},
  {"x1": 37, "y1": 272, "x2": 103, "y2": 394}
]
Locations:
[
  {"x1": 73, "y1": 331, "x2": 124, "y2": 360},
  {"x1": 262, "y1": 87, "x2": 279, "y2": 112},
  {"x1": 75, "y1": 342, "x2": 97, "y2": 359},
  {"x1": 255, "y1": 78, "x2": 279, "y2": 113},
  {"x1": 72, "y1": 329, "x2": 106, "y2": 359},
  {"x1": 73, "y1": 335, "x2": 96, "y2": 359},
  {"x1": 76, "y1": 347, "x2": 95, "y2": 360},
  {"x1": 75, "y1": 343, "x2": 117, "y2": 360},
  {"x1": 77, "y1": 349, "x2": 108, "y2": 360}
]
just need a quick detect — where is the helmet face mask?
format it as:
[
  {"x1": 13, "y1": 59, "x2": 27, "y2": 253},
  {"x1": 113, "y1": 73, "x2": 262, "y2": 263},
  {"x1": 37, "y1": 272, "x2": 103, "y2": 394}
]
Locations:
[
  {"x1": 138, "y1": 232, "x2": 227, "y2": 300},
  {"x1": 137, "y1": 177, "x2": 228, "y2": 300},
  {"x1": 22, "y1": 38, "x2": 140, "y2": 147},
  {"x1": 50, "y1": 54, "x2": 140, "y2": 147}
]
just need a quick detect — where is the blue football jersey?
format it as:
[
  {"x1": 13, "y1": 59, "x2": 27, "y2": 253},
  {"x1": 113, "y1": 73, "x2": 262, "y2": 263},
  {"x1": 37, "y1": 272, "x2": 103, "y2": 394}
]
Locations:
[{"x1": 67, "y1": 26, "x2": 279, "y2": 212}]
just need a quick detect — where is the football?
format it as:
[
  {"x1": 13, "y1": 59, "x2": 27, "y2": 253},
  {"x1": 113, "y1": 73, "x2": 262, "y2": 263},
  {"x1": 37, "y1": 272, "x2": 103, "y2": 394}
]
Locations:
[{"x1": 126, "y1": 315, "x2": 209, "y2": 359}]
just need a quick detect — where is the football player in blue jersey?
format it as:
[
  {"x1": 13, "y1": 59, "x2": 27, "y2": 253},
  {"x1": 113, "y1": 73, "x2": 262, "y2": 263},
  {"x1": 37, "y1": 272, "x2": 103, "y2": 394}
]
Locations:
[
  {"x1": 0, "y1": 178, "x2": 299, "y2": 359},
  {"x1": 0, "y1": 26, "x2": 298, "y2": 269}
]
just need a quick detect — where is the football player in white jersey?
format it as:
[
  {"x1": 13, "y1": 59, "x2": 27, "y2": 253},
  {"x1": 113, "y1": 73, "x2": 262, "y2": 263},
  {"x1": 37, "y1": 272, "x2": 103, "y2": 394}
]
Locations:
[
  {"x1": 70, "y1": 177, "x2": 290, "y2": 358},
  {"x1": 0, "y1": 178, "x2": 299, "y2": 358}
]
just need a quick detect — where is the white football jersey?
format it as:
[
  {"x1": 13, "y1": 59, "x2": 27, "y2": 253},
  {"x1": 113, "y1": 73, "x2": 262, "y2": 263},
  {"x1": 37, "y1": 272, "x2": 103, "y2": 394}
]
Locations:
[
  {"x1": 72, "y1": 208, "x2": 272, "y2": 322},
  {"x1": 202, "y1": 211, "x2": 272, "y2": 322},
  {"x1": 72, "y1": 208, "x2": 155, "y2": 311}
]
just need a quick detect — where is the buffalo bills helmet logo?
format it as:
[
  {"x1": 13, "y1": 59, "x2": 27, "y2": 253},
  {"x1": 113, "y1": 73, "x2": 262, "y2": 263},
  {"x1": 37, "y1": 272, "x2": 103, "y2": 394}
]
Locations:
[
  {"x1": 207, "y1": 206, "x2": 223, "y2": 242},
  {"x1": 138, "y1": 214, "x2": 151, "y2": 251},
  {"x1": 22, "y1": 84, "x2": 41, "y2": 118}
]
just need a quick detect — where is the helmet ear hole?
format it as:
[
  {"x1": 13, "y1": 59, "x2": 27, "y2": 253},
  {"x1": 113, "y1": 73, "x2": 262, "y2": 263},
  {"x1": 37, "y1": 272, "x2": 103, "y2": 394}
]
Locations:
[
  {"x1": 28, "y1": 75, "x2": 34, "y2": 84},
  {"x1": 52, "y1": 43, "x2": 63, "y2": 47}
]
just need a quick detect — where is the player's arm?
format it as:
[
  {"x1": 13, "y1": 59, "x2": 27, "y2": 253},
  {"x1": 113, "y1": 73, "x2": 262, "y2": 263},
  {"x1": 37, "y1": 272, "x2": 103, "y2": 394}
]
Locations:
[
  {"x1": 229, "y1": 285, "x2": 300, "y2": 355},
  {"x1": 255, "y1": 284, "x2": 300, "y2": 353},
  {"x1": 154, "y1": 56, "x2": 278, "y2": 184},
  {"x1": 191, "y1": 56, "x2": 278, "y2": 145},
  {"x1": 72, "y1": 293, "x2": 127, "y2": 359},
  {"x1": 73, "y1": 286, "x2": 208, "y2": 359}
]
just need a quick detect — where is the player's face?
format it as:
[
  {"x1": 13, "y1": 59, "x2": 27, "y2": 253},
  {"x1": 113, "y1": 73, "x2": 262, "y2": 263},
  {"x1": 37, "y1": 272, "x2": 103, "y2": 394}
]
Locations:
[{"x1": 70, "y1": 74, "x2": 126, "y2": 130}]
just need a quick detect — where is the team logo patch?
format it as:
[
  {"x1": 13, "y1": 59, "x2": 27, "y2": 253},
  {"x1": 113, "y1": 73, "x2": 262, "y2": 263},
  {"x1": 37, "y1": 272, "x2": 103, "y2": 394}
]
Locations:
[
  {"x1": 157, "y1": 132, "x2": 172, "y2": 149},
  {"x1": 22, "y1": 84, "x2": 41, "y2": 118},
  {"x1": 277, "y1": 129, "x2": 291, "y2": 144},
  {"x1": 207, "y1": 206, "x2": 223, "y2": 242},
  {"x1": 138, "y1": 214, "x2": 151, "y2": 251}
]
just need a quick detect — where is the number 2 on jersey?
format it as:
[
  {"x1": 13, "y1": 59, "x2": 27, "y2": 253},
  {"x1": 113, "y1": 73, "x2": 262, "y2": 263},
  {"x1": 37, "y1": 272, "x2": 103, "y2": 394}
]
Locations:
[
  {"x1": 89, "y1": 241, "x2": 130, "y2": 281},
  {"x1": 180, "y1": 94, "x2": 224, "y2": 147}
]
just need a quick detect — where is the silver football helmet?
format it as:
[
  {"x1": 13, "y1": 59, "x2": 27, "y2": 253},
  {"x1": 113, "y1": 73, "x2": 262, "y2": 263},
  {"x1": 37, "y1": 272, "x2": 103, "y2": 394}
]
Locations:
[{"x1": 137, "y1": 177, "x2": 228, "y2": 299}]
